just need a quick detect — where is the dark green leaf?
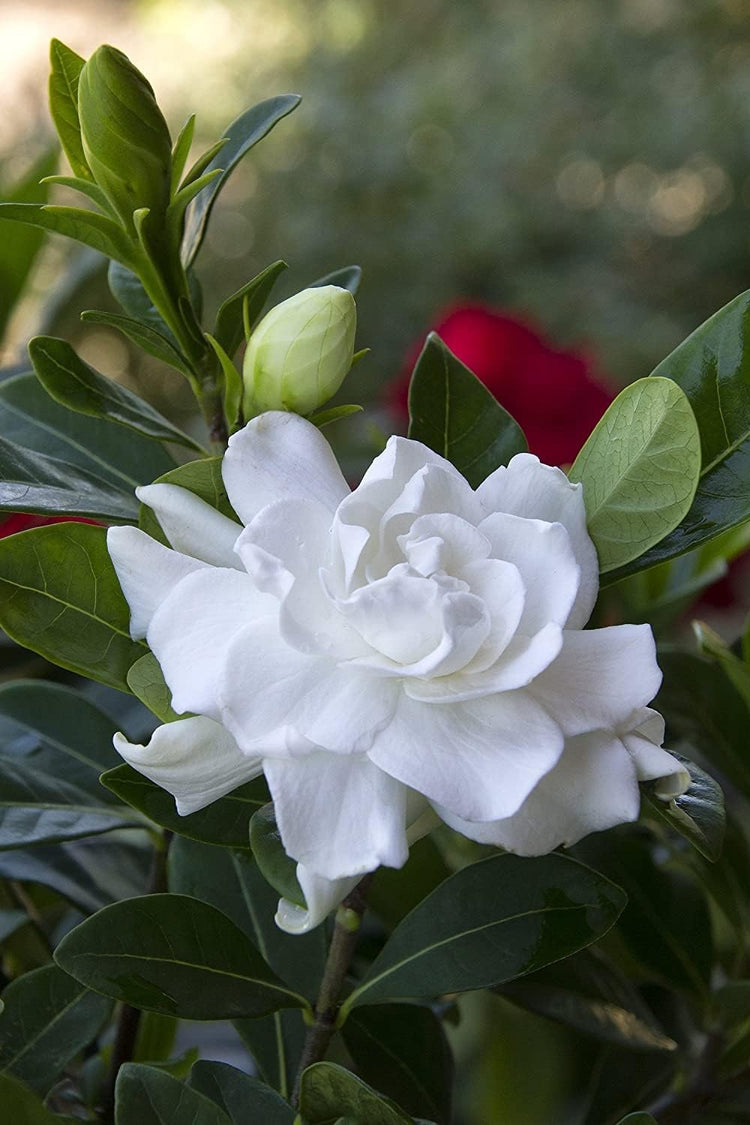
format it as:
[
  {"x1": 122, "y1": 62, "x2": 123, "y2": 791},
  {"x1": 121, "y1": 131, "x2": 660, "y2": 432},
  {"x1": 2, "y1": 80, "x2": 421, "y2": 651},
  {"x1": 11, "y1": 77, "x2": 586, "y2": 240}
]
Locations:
[
  {"x1": 0, "y1": 1072, "x2": 67, "y2": 1124},
  {"x1": 343, "y1": 1005, "x2": 453, "y2": 1124},
  {"x1": 309, "y1": 265, "x2": 362, "y2": 294},
  {"x1": 101, "y1": 764, "x2": 267, "y2": 848},
  {"x1": 343, "y1": 853, "x2": 626, "y2": 1012},
  {"x1": 497, "y1": 949, "x2": 677, "y2": 1052},
  {"x1": 127, "y1": 653, "x2": 181, "y2": 723},
  {"x1": 55, "y1": 894, "x2": 308, "y2": 1020},
  {"x1": 189, "y1": 1060, "x2": 294, "y2": 1125},
  {"x1": 644, "y1": 752, "x2": 725, "y2": 862},
  {"x1": 29, "y1": 335, "x2": 200, "y2": 450},
  {"x1": 0, "y1": 963, "x2": 111, "y2": 1094},
  {"x1": 299, "y1": 1062, "x2": 413, "y2": 1124},
  {"x1": 250, "y1": 803, "x2": 305, "y2": 907},
  {"x1": 181, "y1": 95, "x2": 301, "y2": 266},
  {"x1": 0, "y1": 523, "x2": 146, "y2": 691},
  {"x1": 569, "y1": 377, "x2": 701, "y2": 573},
  {"x1": 80, "y1": 310, "x2": 197, "y2": 384},
  {"x1": 408, "y1": 332, "x2": 527, "y2": 487},
  {"x1": 0, "y1": 372, "x2": 174, "y2": 492},
  {"x1": 0, "y1": 203, "x2": 134, "y2": 265},
  {"x1": 48, "y1": 40, "x2": 90, "y2": 179},
  {"x1": 214, "y1": 260, "x2": 288, "y2": 356},
  {"x1": 115, "y1": 1063, "x2": 233, "y2": 1125},
  {"x1": 0, "y1": 150, "x2": 57, "y2": 342}
]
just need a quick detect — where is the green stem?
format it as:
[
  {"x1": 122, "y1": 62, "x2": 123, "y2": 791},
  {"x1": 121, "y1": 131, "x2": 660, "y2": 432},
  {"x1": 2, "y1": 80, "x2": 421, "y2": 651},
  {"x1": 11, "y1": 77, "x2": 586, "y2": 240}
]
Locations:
[{"x1": 291, "y1": 874, "x2": 374, "y2": 1108}]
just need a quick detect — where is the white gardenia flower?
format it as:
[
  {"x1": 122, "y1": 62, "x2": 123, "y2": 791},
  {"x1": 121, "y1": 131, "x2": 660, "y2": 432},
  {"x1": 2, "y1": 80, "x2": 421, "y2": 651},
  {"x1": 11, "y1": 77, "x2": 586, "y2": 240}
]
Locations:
[{"x1": 108, "y1": 412, "x2": 689, "y2": 933}]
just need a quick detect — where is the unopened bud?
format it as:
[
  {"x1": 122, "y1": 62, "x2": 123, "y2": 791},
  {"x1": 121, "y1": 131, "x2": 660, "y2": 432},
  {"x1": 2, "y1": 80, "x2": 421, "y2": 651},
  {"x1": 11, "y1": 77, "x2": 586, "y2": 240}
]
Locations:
[
  {"x1": 78, "y1": 46, "x2": 172, "y2": 229},
  {"x1": 242, "y1": 285, "x2": 356, "y2": 417}
]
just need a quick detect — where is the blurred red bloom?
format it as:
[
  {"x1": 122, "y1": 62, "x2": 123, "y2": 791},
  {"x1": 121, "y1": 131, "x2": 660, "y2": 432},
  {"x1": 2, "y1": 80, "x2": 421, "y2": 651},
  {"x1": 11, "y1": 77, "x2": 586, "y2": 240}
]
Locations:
[{"x1": 392, "y1": 303, "x2": 614, "y2": 466}]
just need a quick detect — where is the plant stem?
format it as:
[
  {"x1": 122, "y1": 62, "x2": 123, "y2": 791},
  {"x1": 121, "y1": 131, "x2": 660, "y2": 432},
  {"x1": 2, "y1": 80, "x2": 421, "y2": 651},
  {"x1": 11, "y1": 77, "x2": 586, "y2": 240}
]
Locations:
[{"x1": 291, "y1": 874, "x2": 374, "y2": 1108}]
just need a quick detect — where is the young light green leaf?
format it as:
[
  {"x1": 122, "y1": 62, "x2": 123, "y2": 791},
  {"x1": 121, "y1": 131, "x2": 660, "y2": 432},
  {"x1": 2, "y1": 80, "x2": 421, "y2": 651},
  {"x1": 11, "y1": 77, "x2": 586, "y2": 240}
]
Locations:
[
  {"x1": 48, "y1": 39, "x2": 91, "y2": 180},
  {"x1": 55, "y1": 894, "x2": 308, "y2": 1020},
  {"x1": 309, "y1": 265, "x2": 362, "y2": 294},
  {"x1": 249, "y1": 803, "x2": 305, "y2": 908},
  {"x1": 115, "y1": 1064, "x2": 233, "y2": 1125},
  {"x1": 0, "y1": 203, "x2": 134, "y2": 264},
  {"x1": 189, "y1": 1061, "x2": 294, "y2": 1125},
  {"x1": 408, "y1": 332, "x2": 528, "y2": 487},
  {"x1": 569, "y1": 376, "x2": 701, "y2": 572},
  {"x1": 644, "y1": 752, "x2": 726, "y2": 862},
  {"x1": 0, "y1": 523, "x2": 146, "y2": 691},
  {"x1": 214, "y1": 260, "x2": 288, "y2": 357},
  {"x1": 299, "y1": 1062, "x2": 414, "y2": 1124},
  {"x1": 29, "y1": 335, "x2": 202, "y2": 450},
  {"x1": 181, "y1": 95, "x2": 301, "y2": 267},
  {"x1": 343, "y1": 853, "x2": 626, "y2": 1013},
  {"x1": 0, "y1": 963, "x2": 111, "y2": 1094}
]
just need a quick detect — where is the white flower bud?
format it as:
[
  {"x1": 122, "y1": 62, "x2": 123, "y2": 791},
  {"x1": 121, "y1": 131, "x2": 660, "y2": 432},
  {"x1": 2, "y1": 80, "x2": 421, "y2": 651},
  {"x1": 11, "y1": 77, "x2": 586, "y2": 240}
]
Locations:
[{"x1": 242, "y1": 285, "x2": 356, "y2": 417}]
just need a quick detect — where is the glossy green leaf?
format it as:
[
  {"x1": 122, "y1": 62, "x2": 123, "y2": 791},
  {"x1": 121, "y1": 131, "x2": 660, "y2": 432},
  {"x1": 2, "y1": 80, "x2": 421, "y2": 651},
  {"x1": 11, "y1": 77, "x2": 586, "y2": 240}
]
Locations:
[
  {"x1": 181, "y1": 95, "x2": 301, "y2": 267},
  {"x1": 569, "y1": 377, "x2": 701, "y2": 572},
  {"x1": 80, "y1": 310, "x2": 197, "y2": 383},
  {"x1": 0, "y1": 1072, "x2": 68, "y2": 1124},
  {"x1": 644, "y1": 752, "x2": 725, "y2": 862},
  {"x1": 309, "y1": 265, "x2": 362, "y2": 294},
  {"x1": 0, "y1": 150, "x2": 57, "y2": 342},
  {"x1": 0, "y1": 963, "x2": 111, "y2": 1094},
  {"x1": 0, "y1": 203, "x2": 134, "y2": 265},
  {"x1": 29, "y1": 334, "x2": 199, "y2": 450},
  {"x1": 0, "y1": 372, "x2": 174, "y2": 492},
  {"x1": 214, "y1": 260, "x2": 288, "y2": 356},
  {"x1": 497, "y1": 949, "x2": 676, "y2": 1052},
  {"x1": 190, "y1": 1060, "x2": 294, "y2": 1125},
  {"x1": 250, "y1": 803, "x2": 305, "y2": 907},
  {"x1": 0, "y1": 523, "x2": 145, "y2": 690},
  {"x1": 48, "y1": 39, "x2": 90, "y2": 180},
  {"x1": 101, "y1": 764, "x2": 267, "y2": 848},
  {"x1": 55, "y1": 893, "x2": 308, "y2": 1020},
  {"x1": 343, "y1": 1005, "x2": 453, "y2": 1124},
  {"x1": 115, "y1": 1064, "x2": 233, "y2": 1125},
  {"x1": 138, "y1": 456, "x2": 237, "y2": 544},
  {"x1": 408, "y1": 332, "x2": 527, "y2": 487},
  {"x1": 127, "y1": 653, "x2": 181, "y2": 723},
  {"x1": 0, "y1": 433, "x2": 139, "y2": 521},
  {"x1": 299, "y1": 1062, "x2": 414, "y2": 1124},
  {"x1": 343, "y1": 853, "x2": 626, "y2": 1012}
]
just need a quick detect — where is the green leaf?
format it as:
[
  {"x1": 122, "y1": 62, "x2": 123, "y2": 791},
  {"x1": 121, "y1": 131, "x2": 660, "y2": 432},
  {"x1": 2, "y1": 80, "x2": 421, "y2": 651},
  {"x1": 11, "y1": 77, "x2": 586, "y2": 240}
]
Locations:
[
  {"x1": 55, "y1": 894, "x2": 309, "y2": 1020},
  {"x1": 101, "y1": 765, "x2": 268, "y2": 849},
  {"x1": 29, "y1": 335, "x2": 200, "y2": 450},
  {"x1": 299, "y1": 1062, "x2": 413, "y2": 1124},
  {"x1": 214, "y1": 260, "x2": 288, "y2": 357},
  {"x1": 250, "y1": 803, "x2": 305, "y2": 907},
  {"x1": 0, "y1": 433, "x2": 139, "y2": 521},
  {"x1": 0, "y1": 1072, "x2": 68, "y2": 1124},
  {"x1": 115, "y1": 1064, "x2": 233, "y2": 1125},
  {"x1": 0, "y1": 203, "x2": 134, "y2": 265},
  {"x1": 79, "y1": 310, "x2": 197, "y2": 384},
  {"x1": 644, "y1": 752, "x2": 726, "y2": 862},
  {"x1": 309, "y1": 265, "x2": 362, "y2": 295},
  {"x1": 497, "y1": 948, "x2": 677, "y2": 1053},
  {"x1": 127, "y1": 653, "x2": 181, "y2": 723},
  {"x1": 343, "y1": 1005, "x2": 453, "y2": 1124},
  {"x1": 181, "y1": 95, "x2": 301, "y2": 267},
  {"x1": 48, "y1": 39, "x2": 90, "y2": 180},
  {"x1": 569, "y1": 377, "x2": 701, "y2": 573},
  {"x1": 189, "y1": 1060, "x2": 294, "y2": 1125},
  {"x1": 0, "y1": 523, "x2": 146, "y2": 691},
  {"x1": 138, "y1": 456, "x2": 237, "y2": 544},
  {"x1": 308, "y1": 404, "x2": 363, "y2": 429},
  {"x1": 408, "y1": 332, "x2": 528, "y2": 487},
  {"x1": 342, "y1": 853, "x2": 626, "y2": 1013},
  {"x1": 0, "y1": 963, "x2": 111, "y2": 1094},
  {"x1": 0, "y1": 150, "x2": 57, "y2": 343},
  {"x1": 0, "y1": 372, "x2": 175, "y2": 493}
]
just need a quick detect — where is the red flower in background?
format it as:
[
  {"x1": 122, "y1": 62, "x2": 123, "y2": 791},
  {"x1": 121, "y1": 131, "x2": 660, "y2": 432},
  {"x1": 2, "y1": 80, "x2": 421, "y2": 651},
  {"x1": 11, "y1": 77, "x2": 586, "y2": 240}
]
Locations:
[{"x1": 392, "y1": 303, "x2": 614, "y2": 466}]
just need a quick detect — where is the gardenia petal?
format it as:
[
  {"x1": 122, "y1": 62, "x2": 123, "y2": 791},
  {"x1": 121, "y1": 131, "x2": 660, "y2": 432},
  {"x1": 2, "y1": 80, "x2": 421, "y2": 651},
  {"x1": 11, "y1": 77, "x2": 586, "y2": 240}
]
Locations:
[
  {"x1": 136, "y1": 483, "x2": 243, "y2": 569},
  {"x1": 264, "y1": 752, "x2": 409, "y2": 879},
  {"x1": 222, "y1": 411, "x2": 350, "y2": 526},
  {"x1": 276, "y1": 866, "x2": 359, "y2": 935},
  {"x1": 107, "y1": 526, "x2": 208, "y2": 639},
  {"x1": 113, "y1": 716, "x2": 262, "y2": 815},
  {"x1": 478, "y1": 453, "x2": 598, "y2": 628},
  {"x1": 368, "y1": 691, "x2": 563, "y2": 821}
]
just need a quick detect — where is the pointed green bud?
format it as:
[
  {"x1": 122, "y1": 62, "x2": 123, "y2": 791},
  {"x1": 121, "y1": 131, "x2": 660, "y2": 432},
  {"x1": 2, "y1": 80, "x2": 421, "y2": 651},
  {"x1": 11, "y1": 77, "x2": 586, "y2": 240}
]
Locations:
[
  {"x1": 242, "y1": 285, "x2": 357, "y2": 416},
  {"x1": 77, "y1": 45, "x2": 172, "y2": 230}
]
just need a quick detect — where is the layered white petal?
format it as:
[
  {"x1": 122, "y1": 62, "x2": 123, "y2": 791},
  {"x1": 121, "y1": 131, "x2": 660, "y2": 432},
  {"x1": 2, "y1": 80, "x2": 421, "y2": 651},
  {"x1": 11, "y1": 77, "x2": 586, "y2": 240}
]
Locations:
[
  {"x1": 136, "y1": 483, "x2": 243, "y2": 569},
  {"x1": 222, "y1": 411, "x2": 350, "y2": 525},
  {"x1": 478, "y1": 453, "x2": 598, "y2": 628},
  {"x1": 436, "y1": 729, "x2": 640, "y2": 855},
  {"x1": 528, "y1": 625, "x2": 662, "y2": 736},
  {"x1": 113, "y1": 716, "x2": 262, "y2": 815},
  {"x1": 275, "y1": 866, "x2": 359, "y2": 935},
  {"x1": 264, "y1": 752, "x2": 409, "y2": 879},
  {"x1": 107, "y1": 526, "x2": 208, "y2": 639},
  {"x1": 148, "y1": 568, "x2": 275, "y2": 719},
  {"x1": 368, "y1": 691, "x2": 563, "y2": 821}
]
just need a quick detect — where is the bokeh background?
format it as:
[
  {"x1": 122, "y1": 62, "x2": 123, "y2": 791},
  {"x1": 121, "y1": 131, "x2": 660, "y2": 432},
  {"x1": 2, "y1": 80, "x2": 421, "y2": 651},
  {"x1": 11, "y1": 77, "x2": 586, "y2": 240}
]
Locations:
[{"x1": 2, "y1": 1, "x2": 749, "y2": 1121}]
